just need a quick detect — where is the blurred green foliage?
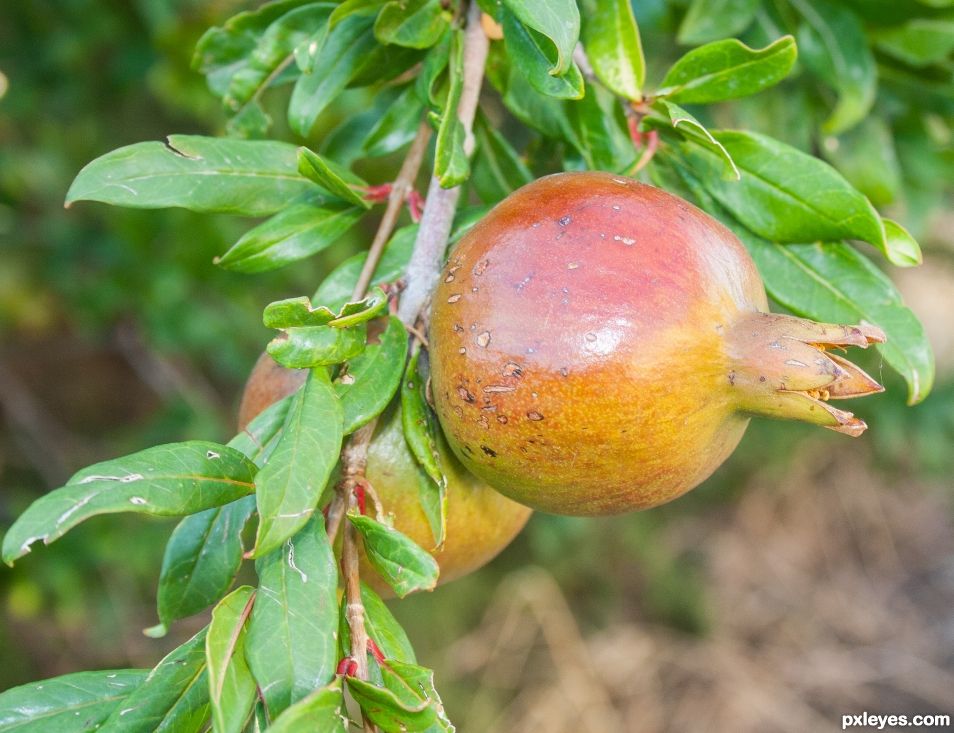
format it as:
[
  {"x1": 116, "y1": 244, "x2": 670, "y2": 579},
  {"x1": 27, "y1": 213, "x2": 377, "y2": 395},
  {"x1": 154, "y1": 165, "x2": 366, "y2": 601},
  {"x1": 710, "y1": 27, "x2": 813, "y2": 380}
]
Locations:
[{"x1": 1, "y1": 0, "x2": 952, "y2": 711}]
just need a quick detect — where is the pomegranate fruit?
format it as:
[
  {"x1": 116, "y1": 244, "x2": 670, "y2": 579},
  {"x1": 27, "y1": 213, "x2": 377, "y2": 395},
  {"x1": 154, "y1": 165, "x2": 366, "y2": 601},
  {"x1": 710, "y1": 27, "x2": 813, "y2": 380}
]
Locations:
[
  {"x1": 428, "y1": 172, "x2": 885, "y2": 516},
  {"x1": 238, "y1": 353, "x2": 531, "y2": 589}
]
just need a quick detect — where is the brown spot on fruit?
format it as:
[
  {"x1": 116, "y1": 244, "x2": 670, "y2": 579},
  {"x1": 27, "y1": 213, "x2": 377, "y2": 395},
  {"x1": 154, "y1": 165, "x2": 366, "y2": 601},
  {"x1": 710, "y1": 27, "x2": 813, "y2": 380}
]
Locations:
[
  {"x1": 483, "y1": 384, "x2": 515, "y2": 394},
  {"x1": 457, "y1": 387, "x2": 475, "y2": 403},
  {"x1": 481, "y1": 445, "x2": 497, "y2": 457},
  {"x1": 502, "y1": 362, "x2": 523, "y2": 377},
  {"x1": 476, "y1": 331, "x2": 491, "y2": 348},
  {"x1": 559, "y1": 215, "x2": 572, "y2": 226},
  {"x1": 497, "y1": 415, "x2": 508, "y2": 424},
  {"x1": 526, "y1": 411, "x2": 544, "y2": 421},
  {"x1": 473, "y1": 260, "x2": 489, "y2": 276},
  {"x1": 447, "y1": 294, "x2": 462, "y2": 303}
]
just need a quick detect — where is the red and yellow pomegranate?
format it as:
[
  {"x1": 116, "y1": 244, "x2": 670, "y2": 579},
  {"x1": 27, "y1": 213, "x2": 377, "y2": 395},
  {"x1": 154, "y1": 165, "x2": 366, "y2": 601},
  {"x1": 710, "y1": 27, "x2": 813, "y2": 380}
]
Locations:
[
  {"x1": 428, "y1": 172, "x2": 884, "y2": 516},
  {"x1": 238, "y1": 353, "x2": 531, "y2": 588}
]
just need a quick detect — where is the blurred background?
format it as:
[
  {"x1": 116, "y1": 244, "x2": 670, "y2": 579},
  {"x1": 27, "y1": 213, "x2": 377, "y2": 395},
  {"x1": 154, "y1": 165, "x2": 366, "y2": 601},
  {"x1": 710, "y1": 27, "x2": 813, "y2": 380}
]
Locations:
[{"x1": 1, "y1": 2, "x2": 952, "y2": 731}]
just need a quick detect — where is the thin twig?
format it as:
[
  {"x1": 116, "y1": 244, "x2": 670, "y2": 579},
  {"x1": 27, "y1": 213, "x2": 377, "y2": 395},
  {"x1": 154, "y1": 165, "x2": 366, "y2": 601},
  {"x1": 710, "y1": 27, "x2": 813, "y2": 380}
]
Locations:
[
  {"x1": 396, "y1": 0, "x2": 489, "y2": 326},
  {"x1": 351, "y1": 121, "x2": 432, "y2": 301}
]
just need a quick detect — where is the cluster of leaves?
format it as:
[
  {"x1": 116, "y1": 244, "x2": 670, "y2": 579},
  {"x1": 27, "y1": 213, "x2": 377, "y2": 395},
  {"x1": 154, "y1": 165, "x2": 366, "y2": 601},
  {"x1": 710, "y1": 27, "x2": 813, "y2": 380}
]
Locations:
[{"x1": 0, "y1": 0, "x2": 940, "y2": 731}]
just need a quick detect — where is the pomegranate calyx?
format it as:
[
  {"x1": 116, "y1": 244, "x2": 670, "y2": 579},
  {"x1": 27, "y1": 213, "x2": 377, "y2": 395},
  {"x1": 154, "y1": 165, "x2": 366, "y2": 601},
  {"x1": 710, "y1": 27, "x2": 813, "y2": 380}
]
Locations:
[{"x1": 727, "y1": 312, "x2": 884, "y2": 436}]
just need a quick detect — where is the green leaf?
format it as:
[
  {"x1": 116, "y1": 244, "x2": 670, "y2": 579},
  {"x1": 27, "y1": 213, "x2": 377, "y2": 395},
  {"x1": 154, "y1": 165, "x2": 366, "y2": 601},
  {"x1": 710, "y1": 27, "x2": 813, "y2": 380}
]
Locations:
[
  {"x1": 330, "y1": 0, "x2": 387, "y2": 29},
  {"x1": 581, "y1": 0, "x2": 645, "y2": 100},
  {"x1": 501, "y1": 0, "x2": 580, "y2": 76},
  {"x1": 100, "y1": 629, "x2": 210, "y2": 733},
  {"x1": 656, "y1": 101, "x2": 739, "y2": 179},
  {"x1": 313, "y1": 225, "x2": 418, "y2": 310},
  {"x1": 2, "y1": 442, "x2": 257, "y2": 565},
  {"x1": 217, "y1": 203, "x2": 365, "y2": 274},
  {"x1": 346, "y1": 660, "x2": 451, "y2": 731},
  {"x1": 677, "y1": 0, "x2": 759, "y2": 45},
  {"x1": 678, "y1": 130, "x2": 922, "y2": 266},
  {"x1": 264, "y1": 289, "x2": 387, "y2": 330},
  {"x1": 820, "y1": 117, "x2": 900, "y2": 207},
  {"x1": 497, "y1": 62, "x2": 576, "y2": 141},
  {"x1": 401, "y1": 346, "x2": 446, "y2": 547},
  {"x1": 206, "y1": 587, "x2": 257, "y2": 733},
  {"x1": 297, "y1": 148, "x2": 371, "y2": 208},
  {"x1": 360, "y1": 582, "x2": 417, "y2": 663},
  {"x1": 230, "y1": 394, "x2": 295, "y2": 466},
  {"x1": 336, "y1": 315, "x2": 408, "y2": 435},
  {"x1": 658, "y1": 36, "x2": 797, "y2": 105},
  {"x1": 253, "y1": 369, "x2": 343, "y2": 557},
  {"x1": 873, "y1": 19, "x2": 954, "y2": 67},
  {"x1": 791, "y1": 0, "x2": 875, "y2": 134},
  {"x1": 415, "y1": 32, "x2": 451, "y2": 110},
  {"x1": 246, "y1": 517, "x2": 339, "y2": 718},
  {"x1": 265, "y1": 680, "x2": 346, "y2": 733},
  {"x1": 364, "y1": 85, "x2": 426, "y2": 158},
  {"x1": 348, "y1": 513, "x2": 439, "y2": 597},
  {"x1": 0, "y1": 670, "x2": 147, "y2": 733},
  {"x1": 502, "y1": 8, "x2": 584, "y2": 100},
  {"x1": 288, "y1": 15, "x2": 378, "y2": 136},
  {"x1": 156, "y1": 497, "x2": 256, "y2": 630},
  {"x1": 567, "y1": 82, "x2": 637, "y2": 173},
  {"x1": 664, "y1": 157, "x2": 935, "y2": 405},
  {"x1": 66, "y1": 136, "x2": 317, "y2": 216},
  {"x1": 435, "y1": 31, "x2": 469, "y2": 189},
  {"x1": 267, "y1": 323, "x2": 367, "y2": 368},
  {"x1": 472, "y1": 116, "x2": 533, "y2": 204},
  {"x1": 375, "y1": 0, "x2": 449, "y2": 49}
]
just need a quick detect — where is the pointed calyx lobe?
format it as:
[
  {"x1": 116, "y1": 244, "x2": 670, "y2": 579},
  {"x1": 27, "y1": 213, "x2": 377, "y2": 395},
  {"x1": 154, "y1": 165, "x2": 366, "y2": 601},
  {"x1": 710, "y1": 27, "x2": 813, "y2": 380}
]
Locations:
[{"x1": 725, "y1": 312, "x2": 885, "y2": 436}]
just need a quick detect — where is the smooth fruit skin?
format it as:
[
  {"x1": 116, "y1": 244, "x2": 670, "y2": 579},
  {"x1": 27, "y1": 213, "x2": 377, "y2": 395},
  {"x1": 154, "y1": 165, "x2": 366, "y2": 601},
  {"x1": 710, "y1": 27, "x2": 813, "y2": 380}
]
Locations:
[
  {"x1": 238, "y1": 352, "x2": 531, "y2": 590},
  {"x1": 428, "y1": 172, "x2": 883, "y2": 516}
]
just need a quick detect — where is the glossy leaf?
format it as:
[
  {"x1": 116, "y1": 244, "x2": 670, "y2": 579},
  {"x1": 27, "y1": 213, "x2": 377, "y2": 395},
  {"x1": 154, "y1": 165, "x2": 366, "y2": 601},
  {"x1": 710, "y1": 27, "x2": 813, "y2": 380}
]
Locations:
[
  {"x1": 657, "y1": 101, "x2": 739, "y2": 179},
  {"x1": 246, "y1": 517, "x2": 339, "y2": 718},
  {"x1": 499, "y1": 63, "x2": 576, "y2": 142},
  {"x1": 297, "y1": 148, "x2": 371, "y2": 208},
  {"x1": 820, "y1": 117, "x2": 900, "y2": 207},
  {"x1": 658, "y1": 36, "x2": 797, "y2": 105},
  {"x1": 264, "y1": 288, "x2": 387, "y2": 330},
  {"x1": 156, "y1": 496, "x2": 256, "y2": 630},
  {"x1": 501, "y1": 0, "x2": 580, "y2": 76},
  {"x1": 677, "y1": 0, "x2": 759, "y2": 45},
  {"x1": 267, "y1": 323, "x2": 367, "y2": 368},
  {"x1": 330, "y1": 0, "x2": 387, "y2": 29},
  {"x1": 501, "y1": 8, "x2": 584, "y2": 100},
  {"x1": 361, "y1": 582, "x2": 417, "y2": 663},
  {"x1": 401, "y1": 346, "x2": 446, "y2": 546},
  {"x1": 348, "y1": 514, "x2": 439, "y2": 597},
  {"x1": 336, "y1": 315, "x2": 409, "y2": 435},
  {"x1": 216, "y1": 203, "x2": 364, "y2": 274},
  {"x1": 66, "y1": 136, "x2": 316, "y2": 216},
  {"x1": 472, "y1": 116, "x2": 533, "y2": 204},
  {"x1": 288, "y1": 15, "x2": 378, "y2": 136},
  {"x1": 266, "y1": 680, "x2": 346, "y2": 733},
  {"x1": 679, "y1": 130, "x2": 922, "y2": 266},
  {"x1": 375, "y1": 0, "x2": 448, "y2": 49},
  {"x1": 581, "y1": 0, "x2": 645, "y2": 100},
  {"x1": 99, "y1": 629, "x2": 210, "y2": 733},
  {"x1": 665, "y1": 157, "x2": 934, "y2": 405},
  {"x1": 252, "y1": 369, "x2": 343, "y2": 556},
  {"x1": 364, "y1": 85, "x2": 426, "y2": 158},
  {"x1": 2, "y1": 442, "x2": 257, "y2": 565},
  {"x1": 435, "y1": 31, "x2": 469, "y2": 188},
  {"x1": 791, "y1": 0, "x2": 875, "y2": 134},
  {"x1": 229, "y1": 393, "x2": 295, "y2": 466},
  {"x1": 206, "y1": 587, "x2": 257, "y2": 733},
  {"x1": 0, "y1": 669, "x2": 147, "y2": 733},
  {"x1": 346, "y1": 660, "x2": 451, "y2": 731}
]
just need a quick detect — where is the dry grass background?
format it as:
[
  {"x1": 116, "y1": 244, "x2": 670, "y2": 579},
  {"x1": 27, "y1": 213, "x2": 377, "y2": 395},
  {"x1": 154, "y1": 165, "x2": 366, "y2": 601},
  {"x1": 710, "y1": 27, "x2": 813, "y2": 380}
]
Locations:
[{"x1": 443, "y1": 446, "x2": 954, "y2": 733}]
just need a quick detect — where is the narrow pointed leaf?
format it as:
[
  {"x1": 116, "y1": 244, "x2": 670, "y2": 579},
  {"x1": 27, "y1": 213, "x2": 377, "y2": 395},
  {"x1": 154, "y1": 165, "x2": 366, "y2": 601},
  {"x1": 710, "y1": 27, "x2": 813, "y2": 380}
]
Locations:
[
  {"x1": 581, "y1": 0, "x2": 645, "y2": 100},
  {"x1": 3, "y1": 442, "x2": 256, "y2": 565},
  {"x1": 100, "y1": 629, "x2": 210, "y2": 733},
  {"x1": 346, "y1": 660, "x2": 451, "y2": 731},
  {"x1": 435, "y1": 31, "x2": 469, "y2": 188},
  {"x1": 253, "y1": 369, "x2": 343, "y2": 557},
  {"x1": 657, "y1": 101, "x2": 739, "y2": 179},
  {"x1": 348, "y1": 514, "x2": 439, "y2": 597},
  {"x1": 375, "y1": 0, "x2": 448, "y2": 49},
  {"x1": 337, "y1": 315, "x2": 408, "y2": 435},
  {"x1": 66, "y1": 136, "x2": 314, "y2": 216},
  {"x1": 472, "y1": 116, "x2": 533, "y2": 204},
  {"x1": 501, "y1": 9, "x2": 584, "y2": 100},
  {"x1": 246, "y1": 517, "x2": 339, "y2": 717},
  {"x1": 360, "y1": 582, "x2": 416, "y2": 663},
  {"x1": 0, "y1": 670, "x2": 147, "y2": 733},
  {"x1": 265, "y1": 680, "x2": 346, "y2": 733},
  {"x1": 264, "y1": 289, "x2": 387, "y2": 330},
  {"x1": 659, "y1": 36, "x2": 797, "y2": 105},
  {"x1": 501, "y1": 0, "x2": 580, "y2": 76},
  {"x1": 217, "y1": 203, "x2": 364, "y2": 274},
  {"x1": 297, "y1": 148, "x2": 371, "y2": 208},
  {"x1": 364, "y1": 85, "x2": 426, "y2": 158},
  {"x1": 206, "y1": 587, "x2": 257, "y2": 733},
  {"x1": 677, "y1": 0, "x2": 759, "y2": 45}
]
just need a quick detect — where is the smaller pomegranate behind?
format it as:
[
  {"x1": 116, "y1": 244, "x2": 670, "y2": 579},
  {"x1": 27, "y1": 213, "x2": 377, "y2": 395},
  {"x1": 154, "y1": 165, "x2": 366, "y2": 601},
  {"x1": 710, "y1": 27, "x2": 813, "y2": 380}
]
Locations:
[
  {"x1": 238, "y1": 353, "x2": 532, "y2": 591},
  {"x1": 428, "y1": 172, "x2": 884, "y2": 516}
]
